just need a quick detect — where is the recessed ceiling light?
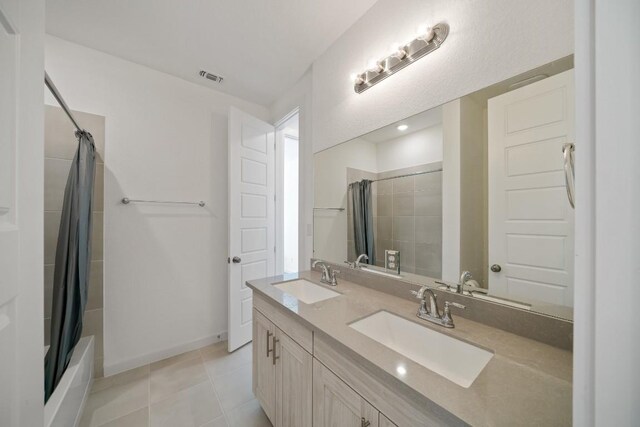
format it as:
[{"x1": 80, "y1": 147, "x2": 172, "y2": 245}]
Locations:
[{"x1": 397, "y1": 124, "x2": 408, "y2": 131}]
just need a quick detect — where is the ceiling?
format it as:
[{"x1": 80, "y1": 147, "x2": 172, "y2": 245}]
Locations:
[
  {"x1": 45, "y1": 0, "x2": 378, "y2": 106},
  {"x1": 359, "y1": 106, "x2": 442, "y2": 144}
]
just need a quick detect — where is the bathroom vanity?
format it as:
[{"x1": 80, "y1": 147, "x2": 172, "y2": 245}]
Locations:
[{"x1": 247, "y1": 271, "x2": 572, "y2": 427}]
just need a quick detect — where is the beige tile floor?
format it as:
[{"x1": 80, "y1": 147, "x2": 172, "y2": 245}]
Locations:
[{"x1": 80, "y1": 341, "x2": 272, "y2": 427}]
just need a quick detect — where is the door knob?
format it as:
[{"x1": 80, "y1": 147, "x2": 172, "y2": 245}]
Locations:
[
  {"x1": 232, "y1": 256, "x2": 241, "y2": 264},
  {"x1": 490, "y1": 264, "x2": 502, "y2": 273}
]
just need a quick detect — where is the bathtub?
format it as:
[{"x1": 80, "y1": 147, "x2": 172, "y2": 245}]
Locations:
[{"x1": 44, "y1": 336, "x2": 94, "y2": 427}]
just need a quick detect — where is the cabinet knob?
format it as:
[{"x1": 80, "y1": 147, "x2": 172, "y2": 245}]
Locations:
[
  {"x1": 232, "y1": 256, "x2": 242, "y2": 264},
  {"x1": 490, "y1": 264, "x2": 502, "y2": 272}
]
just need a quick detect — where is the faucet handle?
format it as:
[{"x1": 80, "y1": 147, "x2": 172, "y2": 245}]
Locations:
[
  {"x1": 445, "y1": 301, "x2": 466, "y2": 310},
  {"x1": 411, "y1": 286, "x2": 428, "y2": 299},
  {"x1": 441, "y1": 301, "x2": 466, "y2": 328}
]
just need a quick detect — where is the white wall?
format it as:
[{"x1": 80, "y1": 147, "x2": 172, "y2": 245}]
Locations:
[
  {"x1": 313, "y1": 138, "x2": 377, "y2": 262},
  {"x1": 376, "y1": 125, "x2": 443, "y2": 172},
  {"x1": 311, "y1": 0, "x2": 573, "y2": 152},
  {"x1": 45, "y1": 36, "x2": 269, "y2": 374}
]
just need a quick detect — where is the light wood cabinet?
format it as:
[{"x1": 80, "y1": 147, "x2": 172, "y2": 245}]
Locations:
[
  {"x1": 313, "y1": 359, "x2": 379, "y2": 427},
  {"x1": 253, "y1": 296, "x2": 406, "y2": 427},
  {"x1": 379, "y1": 413, "x2": 398, "y2": 427},
  {"x1": 253, "y1": 309, "x2": 276, "y2": 424},
  {"x1": 276, "y1": 329, "x2": 312, "y2": 427},
  {"x1": 253, "y1": 307, "x2": 312, "y2": 427}
]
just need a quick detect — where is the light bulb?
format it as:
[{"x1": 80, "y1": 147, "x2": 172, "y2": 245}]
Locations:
[
  {"x1": 397, "y1": 124, "x2": 408, "y2": 131},
  {"x1": 350, "y1": 73, "x2": 364, "y2": 85},
  {"x1": 390, "y1": 42, "x2": 407, "y2": 59},
  {"x1": 417, "y1": 24, "x2": 435, "y2": 42},
  {"x1": 368, "y1": 58, "x2": 383, "y2": 73}
]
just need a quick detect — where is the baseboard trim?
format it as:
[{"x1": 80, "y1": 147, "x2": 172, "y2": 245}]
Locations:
[{"x1": 103, "y1": 332, "x2": 227, "y2": 377}]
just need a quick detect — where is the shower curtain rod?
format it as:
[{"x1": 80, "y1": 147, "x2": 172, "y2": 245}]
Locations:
[
  {"x1": 350, "y1": 168, "x2": 444, "y2": 185},
  {"x1": 44, "y1": 72, "x2": 83, "y2": 132}
]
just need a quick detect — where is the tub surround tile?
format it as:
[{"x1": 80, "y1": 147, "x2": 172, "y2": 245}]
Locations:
[
  {"x1": 415, "y1": 171, "x2": 443, "y2": 194},
  {"x1": 44, "y1": 158, "x2": 73, "y2": 211},
  {"x1": 414, "y1": 193, "x2": 442, "y2": 216},
  {"x1": 392, "y1": 216, "x2": 415, "y2": 242},
  {"x1": 392, "y1": 193, "x2": 414, "y2": 216},
  {"x1": 391, "y1": 175, "x2": 414, "y2": 193},
  {"x1": 93, "y1": 162, "x2": 105, "y2": 212}
]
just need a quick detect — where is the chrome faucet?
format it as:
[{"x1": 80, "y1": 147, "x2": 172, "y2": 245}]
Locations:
[
  {"x1": 354, "y1": 254, "x2": 369, "y2": 269},
  {"x1": 458, "y1": 271, "x2": 473, "y2": 294},
  {"x1": 312, "y1": 260, "x2": 340, "y2": 286},
  {"x1": 411, "y1": 286, "x2": 466, "y2": 328}
]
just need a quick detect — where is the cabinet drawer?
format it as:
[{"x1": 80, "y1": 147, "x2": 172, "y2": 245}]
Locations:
[{"x1": 254, "y1": 293, "x2": 313, "y2": 353}]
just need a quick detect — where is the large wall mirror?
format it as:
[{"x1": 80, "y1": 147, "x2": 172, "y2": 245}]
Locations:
[{"x1": 313, "y1": 56, "x2": 575, "y2": 320}]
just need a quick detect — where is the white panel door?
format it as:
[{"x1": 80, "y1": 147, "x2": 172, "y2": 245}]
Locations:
[
  {"x1": 228, "y1": 107, "x2": 274, "y2": 351},
  {"x1": 488, "y1": 70, "x2": 575, "y2": 307},
  {"x1": 0, "y1": 4, "x2": 21, "y2": 425}
]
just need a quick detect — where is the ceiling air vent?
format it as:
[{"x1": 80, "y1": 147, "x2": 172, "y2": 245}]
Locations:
[{"x1": 199, "y1": 70, "x2": 224, "y2": 83}]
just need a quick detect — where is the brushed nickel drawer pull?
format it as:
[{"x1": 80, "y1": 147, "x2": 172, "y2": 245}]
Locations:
[
  {"x1": 272, "y1": 336, "x2": 280, "y2": 365},
  {"x1": 361, "y1": 418, "x2": 370, "y2": 427},
  {"x1": 266, "y1": 331, "x2": 273, "y2": 357}
]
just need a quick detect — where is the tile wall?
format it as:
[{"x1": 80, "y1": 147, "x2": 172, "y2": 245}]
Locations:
[{"x1": 347, "y1": 163, "x2": 442, "y2": 278}]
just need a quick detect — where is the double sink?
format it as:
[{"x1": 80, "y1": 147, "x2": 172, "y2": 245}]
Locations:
[{"x1": 273, "y1": 278, "x2": 493, "y2": 388}]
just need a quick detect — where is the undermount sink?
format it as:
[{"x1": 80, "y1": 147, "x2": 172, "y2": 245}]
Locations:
[
  {"x1": 273, "y1": 279, "x2": 341, "y2": 304},
  {"x1": 350, "y1": 311, "x2": 493, "y2": 388}
]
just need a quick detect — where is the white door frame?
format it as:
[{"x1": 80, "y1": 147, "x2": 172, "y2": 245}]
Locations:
[
  {"x1": 274, "y1": 108, "x2": 300, "y2": 275},
  {"x1": 0, "y1": 1, "x2": 45, "y2": 425},
  {"x1": 573, "y1": 0, "x2": 640, "y2": 424}
]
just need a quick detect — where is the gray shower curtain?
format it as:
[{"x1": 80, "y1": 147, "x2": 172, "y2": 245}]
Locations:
[
  {"x1": 349, "y1": 180, "x2": 375, "y2": 263},
  {"x1": 45, "y1": 130, "x2": 96, "y2": 402}
]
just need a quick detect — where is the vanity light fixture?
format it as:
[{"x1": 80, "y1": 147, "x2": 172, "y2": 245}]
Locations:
[
  {"x1": 397, "y1": 124, "x2": 409, "y2": 131},
  {"x1": 351, "y1": 22, "x2": 449, "y2": 94}
]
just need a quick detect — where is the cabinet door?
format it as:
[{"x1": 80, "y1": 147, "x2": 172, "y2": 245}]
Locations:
[
  {"x1": 275, "y1": 329, "x2": 312, "y2": 427},
  {"x1": 313, "y1": 359, "x2": 379, "y2": 427},
  {"x1": 379, "y1": 413, "x2": 398, "y2": 427},
  {"x1": 253, "y1": 309, "x2": 276, "y2": 424}
]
